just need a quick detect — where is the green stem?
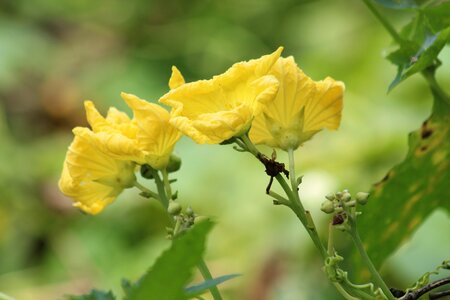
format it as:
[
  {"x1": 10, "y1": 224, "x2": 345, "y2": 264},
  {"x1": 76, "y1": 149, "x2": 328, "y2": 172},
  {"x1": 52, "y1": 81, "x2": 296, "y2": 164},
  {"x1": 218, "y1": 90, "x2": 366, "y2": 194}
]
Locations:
[
  {"x1": 268, "y1": 190, "x2": 291, "y2": 206},
  {"x1": 152, "y1": 170, "x2": 169, "y2": 209},
  {"x1": 162, "y1": 169, "x2": 173, "y2": 200},
  {"x1": 287, "y1": 149, "x2": 328, "y2": 259},
  {"x1": 422, "y1": 69, "x2": 450, "y2": 106},
  {"x1": 197, "y1": 259, "x2": 223, "y2": 300},
  {"x1": 153, "y1": 171, "x2": 223, "y2": 300},
  {"x1": 361, "y1": 0, "x2": 403, "y2": 44},
  {"x1": 348, "y1": 218, "x2": 394, "y2": 300},
  {"x1": 341, "y1": 282, "x2": 376, "y2": 300},
  {"x1": 236, "y1": 137, "x2": 364, "y2": 299},
  {"x1": 240, "y1": 134, "x2": 260, "y2": 157},
  {"x1": 134, "y1": 181, "x2": 160, "y2": 200},
  {"x1": 332, "y1": 282, "x2": 361, "y2": 300}
]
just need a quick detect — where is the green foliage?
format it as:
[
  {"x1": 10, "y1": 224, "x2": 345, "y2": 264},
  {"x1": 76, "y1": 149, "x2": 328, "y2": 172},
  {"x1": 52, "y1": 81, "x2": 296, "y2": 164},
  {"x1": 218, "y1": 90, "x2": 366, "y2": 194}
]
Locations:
[
  {"x1": 125, "y1": 221, "x2": 214, "y2": 300},
  {"x1": 386, "y1": 1, "x2": 450, "y2": 90},
  {"x1": 374, "y1": 0, "x2": 417, "y2": 9},
  {"x1": 388, "y1": 27, "x2": 450, "y2": 90},
  {"x1": 356, "y1": 91, "x2": 450, "y2": 271},
  {"x1": 68, "y1": 290, "x2": 116, "y2": 300},
  {"x1": 184, "y1": 274, "x2": 240, "y2": 298}
]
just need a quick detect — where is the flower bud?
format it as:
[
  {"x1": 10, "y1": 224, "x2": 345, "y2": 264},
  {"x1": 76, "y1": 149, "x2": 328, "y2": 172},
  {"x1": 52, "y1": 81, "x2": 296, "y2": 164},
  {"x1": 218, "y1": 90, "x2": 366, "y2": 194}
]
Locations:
[
  {"x1": 186, "y1": 206, "x2": 194, "y2": 217},
  {"x1": 194, "y1": 216, "x2": 209, "y2": 224},
  {"x1": 356, "y1": 192, "x2": 370, "y2": 205},
  {"x1": 342, "y1": 192, "x2": 351, "y2": 202},
  {"x1": 168, "y1": 201, "x2": 182, "y2": 215},
  {"x1": 335, "y1": 192, "x2": 343, "y2": 200},
  {"x1": 321, "y1": 200, "x2": 335, "y2": 214},
  {"x1": 167, "y1": 154, "x2": 182, "y2": 173},
  {"x1": 325, "y1": 193, "x2": 335, "y2": 201},
  {"x1": 140, "y1": 164, "x2": 155, "y2": 179}
]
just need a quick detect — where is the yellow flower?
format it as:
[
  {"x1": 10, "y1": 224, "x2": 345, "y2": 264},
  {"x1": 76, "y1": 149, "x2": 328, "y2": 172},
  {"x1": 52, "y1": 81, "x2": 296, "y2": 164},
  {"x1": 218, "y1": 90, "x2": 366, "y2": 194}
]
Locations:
[
  {"x1": 159, "y1": 47, "x2": 284, "y2": 144},
  {"x1": 59, "y1": 127, "x2": 136, "y2": 215},
  {"x1": 121, "y1": 92, "x2": 181, "y2": 169},
  {"x1": 84, "y1": 100, "x2": 143, "y2": 162},
  {"x1": 84, "y1": 97, "x2": 181, "y2": 170},
  {"x1": 249, "y1": 56, "x2": 344, "y2": 150}
]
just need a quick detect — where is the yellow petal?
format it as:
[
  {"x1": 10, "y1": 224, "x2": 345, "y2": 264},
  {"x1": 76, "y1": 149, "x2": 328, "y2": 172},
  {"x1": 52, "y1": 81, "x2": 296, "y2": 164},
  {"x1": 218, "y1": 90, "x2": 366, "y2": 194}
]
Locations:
[
  {"x1": 169, "y1": 66, "x2": 185, "y2": 89},
  {"x1": 121, "y1": 92, "x2": 181, "y2": 169},
  {"x1": 249, "y1": 57, "x2": 344, "y2": 150},
  {"x1": 84, "y1": 100, "x2": 111, "y2": 133},
  {"x1": 59, "y1": 130, "x2": 136, "y2": 215},
  {"x1": 303, "y1": 77, "x2": 344, "y2": 132},
  {"x1": 59, "y1": 162, "x2": 118, "y2": 215},
  {"x1": 159, "y1": 47, "x2": 283, "y2": 144}
]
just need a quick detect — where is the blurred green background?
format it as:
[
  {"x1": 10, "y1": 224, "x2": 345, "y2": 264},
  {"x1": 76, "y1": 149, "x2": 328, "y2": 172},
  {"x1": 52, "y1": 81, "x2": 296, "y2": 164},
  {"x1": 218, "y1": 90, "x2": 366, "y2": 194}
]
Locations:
[{"x1": 1, "y1": 0, "x2": 449, "y2": 299}]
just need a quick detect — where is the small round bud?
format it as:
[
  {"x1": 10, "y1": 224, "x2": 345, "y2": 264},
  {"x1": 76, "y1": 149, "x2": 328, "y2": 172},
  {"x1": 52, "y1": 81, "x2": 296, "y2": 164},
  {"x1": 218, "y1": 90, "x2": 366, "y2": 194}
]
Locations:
[
  {"x1": 342, "y1": 192, "x2": 351, "y2": 202},
  {"x1": 168, "y1": 201, "x2": 182, "y2": 215},
  {"x1": 140, "y1": 164, "x2": 155, "y2": 179},
  {"x1": 194, "y1": 216, "x2": 209, "y2": 224},
  {"x1": 325, "y1": 193, "x2": 335, "y2": 201},
  {"x1": 356, "y1": 192, "x2": 370, "y2": 205},
  {"x1": 335, "y1": 192, "x2": 343, "y2": 199},
  {"x1": 186, "y1": 206, "x2": 194, "y2": 217},
  {"x1": 167, "y1": 155, "x2": 182, "y2": 173},
  {"x1": 321, "y1": 200, "x2": 335, "y2": 214}
]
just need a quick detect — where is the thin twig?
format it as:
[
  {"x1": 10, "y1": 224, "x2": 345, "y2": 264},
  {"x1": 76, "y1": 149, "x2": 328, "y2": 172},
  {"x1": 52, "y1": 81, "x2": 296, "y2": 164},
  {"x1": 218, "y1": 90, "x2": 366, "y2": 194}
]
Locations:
[{"x1": 402, "y1": 276, "x2": 450, "y2": 300}]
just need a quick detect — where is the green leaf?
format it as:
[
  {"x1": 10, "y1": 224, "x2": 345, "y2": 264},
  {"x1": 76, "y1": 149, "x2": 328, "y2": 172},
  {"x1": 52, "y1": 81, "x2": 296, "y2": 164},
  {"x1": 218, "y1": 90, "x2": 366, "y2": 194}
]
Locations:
[
  {"x1": 373, "y1": 0, "x2": 418, "y2": 9},
  {"x1": 421, "y1": 2, "x2": 450, "y2": 32},
  {"x1": 388, "y1": 25, "x2": 450, "y2": 91},
  {"x1": 184, "y1": 274, "x2": 241, "y2": 298},
  {"x1": 354, "y1": 92, "x2": 450, "y2": 275},
  {"x1": 67, "y1": 290, "x2": 116, "y2": 300},
  {"x1": 384, "y1": 1, "x2": 450, "y2": 90},
  {"x1": 125, "y1": 221, "x2": 214, "y2": 300}
]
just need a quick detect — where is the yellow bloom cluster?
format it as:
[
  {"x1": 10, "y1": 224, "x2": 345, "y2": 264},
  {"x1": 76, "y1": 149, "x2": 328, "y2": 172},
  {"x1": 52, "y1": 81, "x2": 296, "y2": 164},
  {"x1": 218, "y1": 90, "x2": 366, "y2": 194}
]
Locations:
[
  {"x1": 59, "y1": 47, "x2": 344, "y2": 214},
  {"x1": 59, "y1": 94, "x2": 181, "y2": 214}
]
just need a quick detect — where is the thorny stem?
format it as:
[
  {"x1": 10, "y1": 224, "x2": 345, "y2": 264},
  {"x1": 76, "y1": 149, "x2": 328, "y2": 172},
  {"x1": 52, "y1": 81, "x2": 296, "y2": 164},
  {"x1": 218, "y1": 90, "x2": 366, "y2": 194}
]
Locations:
[{"x1": 348, "y1": 217, "x2": 395, "y2": 300}]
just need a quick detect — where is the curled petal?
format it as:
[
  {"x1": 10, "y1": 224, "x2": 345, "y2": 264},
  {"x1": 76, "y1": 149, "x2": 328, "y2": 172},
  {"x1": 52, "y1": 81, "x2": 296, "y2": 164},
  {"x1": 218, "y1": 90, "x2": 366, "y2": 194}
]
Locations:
[
  {"x1": 169, "y1": 66, "x2": 186, "y2": 89},
  {"x1": 59, "y1": 128, "x2": 136, "y2": 215},
  {"x1": 121, "y1": 92, "x2": 181, "y2": 169},
  {"x1": 160, "y1": 47, "x2": 283, "y2": 144}
]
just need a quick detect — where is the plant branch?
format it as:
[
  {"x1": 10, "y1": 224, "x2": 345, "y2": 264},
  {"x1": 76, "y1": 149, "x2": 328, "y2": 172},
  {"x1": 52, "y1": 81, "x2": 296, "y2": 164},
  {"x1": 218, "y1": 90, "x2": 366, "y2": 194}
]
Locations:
[
  {"x1": 430, "y1": 289, "x2": 450, "y2": 300},
  {"x1": 197, "y1": 259, "x2": 223, "y2": 300},
  {"x1": 348, "y1": 218, "x2": 395, "y2": 300},
  {"x1": 402, "y1": 276, "x2": 450, "y2": 300},
  {"x1": 134, "y1": 181, "x2": 160, "y2": 200},
  {"x1": 361, "y1": 0, "x2": 403, "y2": 44},
  {"x1": 152, "y1": 170, "x2": 169, "y2": 209},
  {"x1": 422, "y1": 68, "x2": 450, "y2": 106}
]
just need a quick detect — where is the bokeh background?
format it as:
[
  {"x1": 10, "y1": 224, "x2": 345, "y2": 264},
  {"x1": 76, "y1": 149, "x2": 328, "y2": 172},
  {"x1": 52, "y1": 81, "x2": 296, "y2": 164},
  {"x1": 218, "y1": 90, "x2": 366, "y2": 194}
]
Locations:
[{"x1": 1, "y1": 0, "x2": 449, "y2": 299}]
